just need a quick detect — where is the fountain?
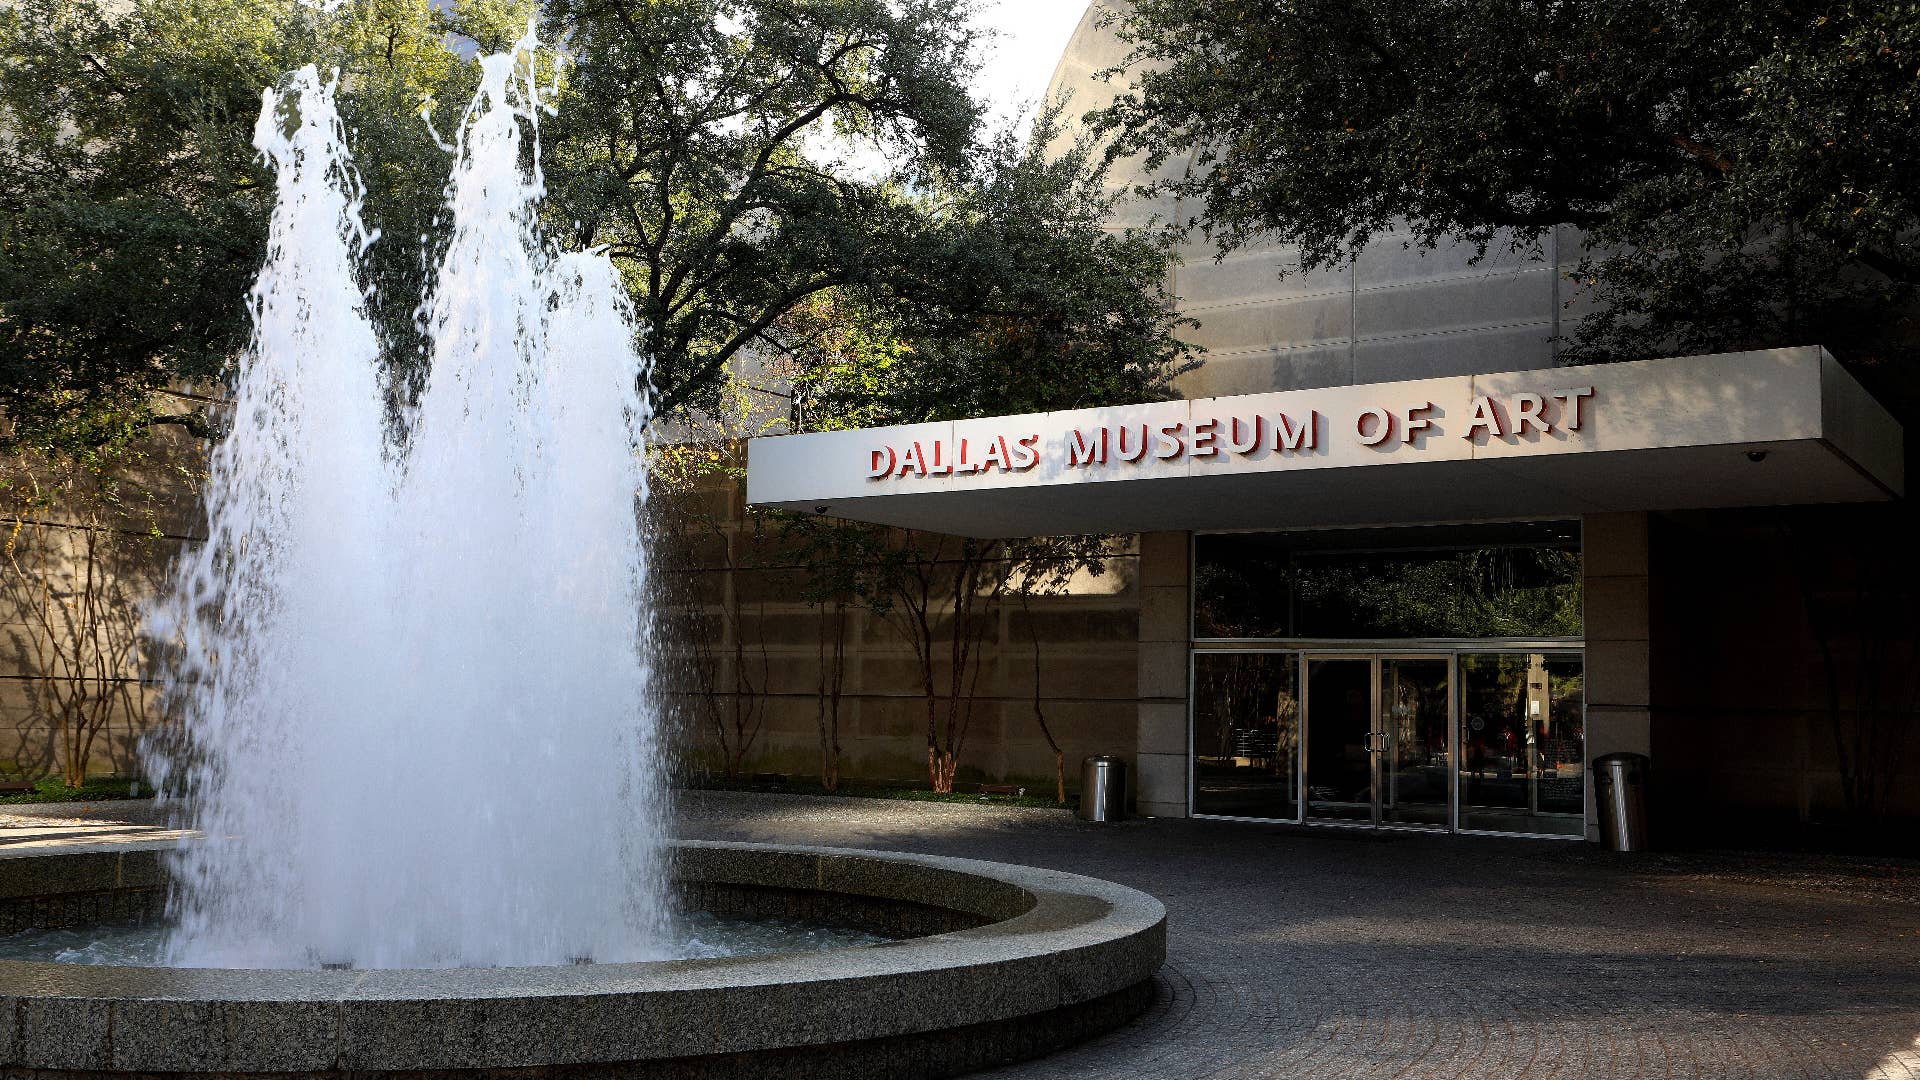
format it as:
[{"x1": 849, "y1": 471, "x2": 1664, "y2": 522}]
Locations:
[
  {"x1": 146, "y1": 28, "x2": 666, "y2": 974},
  {"x1": 0, "y1": 25, "x2": 1163, "y2": 1079}
]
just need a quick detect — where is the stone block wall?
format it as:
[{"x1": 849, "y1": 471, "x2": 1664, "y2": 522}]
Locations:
[
  {"x1": 1133, "y1": 532, "x2": 1190, "y2": 817},
  {"x1": 1581, "y1": 511, "x2": 1652, "y2": 842},
  {"x1": 654, "y1": 470, "x2": 1144, "y2": 795},
  {"x1": 0, "y1": 416, "x2": 1152, "y2": 797},
  {"x1": 0, "y1": 392, "x2": 208, "y2": 782}
]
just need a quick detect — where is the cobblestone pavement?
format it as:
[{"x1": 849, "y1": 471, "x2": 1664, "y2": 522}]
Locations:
[{"x1": 675, "y1": 792, "x2": 1920, "y2": 1080}]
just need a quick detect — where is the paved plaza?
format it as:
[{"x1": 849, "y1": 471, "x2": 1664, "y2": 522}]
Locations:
[
  {"x1": 675, "y1": 792, "x2": 1920, "y2": 1080},
  {"x1": 8, "y1": 793, "x2": 1920, "y2": 1079}
]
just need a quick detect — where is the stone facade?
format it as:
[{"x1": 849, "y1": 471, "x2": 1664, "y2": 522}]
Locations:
[
  {"x1": 654, "y1": 467, "x2": 1145, "y2": 796},
  {"x1": 0, "y1": 392, "x2": 208, "y2": 783}
]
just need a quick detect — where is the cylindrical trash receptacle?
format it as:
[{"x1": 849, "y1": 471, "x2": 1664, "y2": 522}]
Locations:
[
  {"x1": 1591, "y1": 751, "x2": 1650, "y2": 851},
  {"x1": 1078, "y1": 756, "x2": 1127, "y2": 822}
]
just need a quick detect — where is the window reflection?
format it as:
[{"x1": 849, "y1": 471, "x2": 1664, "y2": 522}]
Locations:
[
  {"x1": 1459, "y1": 653, "x2": 1585, "y2": 835},
  {"x1": 1193, "y1": 654, "x2": 1300, "y2": 820},
  {"x1": 1194, "y1": 522, "x2": 1582, "y2": 641},
  {"x1": 1293, "y1": 547, "x2": 1581, "y2": 639}
]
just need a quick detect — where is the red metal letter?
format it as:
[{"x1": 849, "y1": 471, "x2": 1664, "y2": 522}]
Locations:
[
  {"x1": 1226, "y1": 415, "x2": 1264, "y2": 455},
  {"x1": 1355, "y1": 407, "x2": 1395, "y2": 447}
]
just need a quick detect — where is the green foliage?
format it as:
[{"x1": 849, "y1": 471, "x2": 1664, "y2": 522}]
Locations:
[
  {"x1": 0, "y1": 0, "x2": 471, "y2": 453},
  {"x1": 1098, "y1": 0, "x2": 1920, "y2": 395},
  {"x1": 0, "y1": 774, "x2": 145, "y2": 804},
  {"x1": 4, "y1": 0, "x2": 1196, "y2": 453},
  {"x1": 538, "y1": 0, "x2": 983, "y2": 418},
  {"x1": 779, "y1": 105, "x2": 1199, "y2": 429}
]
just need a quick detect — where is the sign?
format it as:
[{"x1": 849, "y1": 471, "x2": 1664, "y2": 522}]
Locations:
[
  {"x1": 744, "y1": 349, "x2": 1902, "y2": 539},
  {"x1": 865, "y1": 387, "x2": 1595, "y2": 481}
]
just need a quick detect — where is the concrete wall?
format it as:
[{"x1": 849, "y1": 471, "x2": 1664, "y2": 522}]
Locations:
[
  {"x1": 1044, "y1": 2, "x2": 1578, "y2": 401},
  {"x1": 1133, "y1": 531, "x2": 1188, "y2": 817},
  {"x1": 1582, "y1": 512, "x2": 1651, "y2": 841}
]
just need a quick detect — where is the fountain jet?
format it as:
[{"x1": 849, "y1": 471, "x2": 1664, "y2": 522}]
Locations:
[{"x1": 149, "y1": 29, "x2": 666, "y2": 970}]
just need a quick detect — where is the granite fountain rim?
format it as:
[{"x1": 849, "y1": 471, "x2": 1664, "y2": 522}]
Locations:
[{"x1": 0, "y1": 836, "x2": 1166, "y2": 1001}]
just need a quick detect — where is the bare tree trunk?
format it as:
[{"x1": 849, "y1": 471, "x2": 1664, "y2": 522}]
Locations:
[
  {"x1": 5, "y1": 519, "x2": 150, "y2": 788},
  {"x1": 1020, "y1": 590, "x2": 1067, "y2": 804},
  {"x1": 881, "y1": 532, "x2": 1019, "y2": 794},
  {"x1": 815, "y1": 599, "x2": 846, "y2": 791}
]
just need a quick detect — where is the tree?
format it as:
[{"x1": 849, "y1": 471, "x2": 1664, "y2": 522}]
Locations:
[
  {"x1": 776, "y1": 511, "x2": 889, "y2": 792},
  {"x1": 0, "y1": 0, "x2": 472, "y2": 453},
  {"x1": 780, "y1": 104, "x2": 1199, "y2": 424},
  {"x1": 1097, "y1": 0, "x2": 1920, "y2": 393},
  {"x1": 1010, "y1": 536, "x2": 1124, "y2": 804},
  {"x1": 764, "y1": 107, "x2": 1195, "y2": 792},
  {"x1": 1790, "y1": 511, "x2": 1920, "y2": 823},
  {"x1": 648, "y1": 399, "x2": 783, "y2": 781},
  {"x1": 536, "y1": 0, "x2": 982, "y2": 419}
]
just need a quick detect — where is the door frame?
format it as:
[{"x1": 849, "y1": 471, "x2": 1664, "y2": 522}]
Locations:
[{"x1": 1301, "y1": 652, "x2": 1455, "y2": 833}]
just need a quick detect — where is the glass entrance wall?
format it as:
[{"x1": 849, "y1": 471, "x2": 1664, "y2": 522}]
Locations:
[
  {"x1": 1191, "y1": 653, "x2": 1300, "y2": 820},
  {"x1": 1188, "y1": 521, "x2": 1587, "y2": 837},
  {"x1": 1194, "y1": 522, "x2": 1583, "y2": 642}
]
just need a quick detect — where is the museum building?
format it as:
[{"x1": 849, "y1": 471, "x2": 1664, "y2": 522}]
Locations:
[{"x1": 742, "y1": 6, "x2": 1915, "y2": 843}]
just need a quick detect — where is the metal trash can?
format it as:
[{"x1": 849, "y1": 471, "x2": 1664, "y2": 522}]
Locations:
[
  {"x1": 1591, "y1": 751, "x2": 1650, "y2": 851},
  {"x1": 1078, "y1": 755, "x2": 1127, "y2": 822}
]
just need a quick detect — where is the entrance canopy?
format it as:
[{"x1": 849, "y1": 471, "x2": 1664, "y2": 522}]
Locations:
[{"x1": 745, "y1": 347, "x2": 1902, "y2": 538}]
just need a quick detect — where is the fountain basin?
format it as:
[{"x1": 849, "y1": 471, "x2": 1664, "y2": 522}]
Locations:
[{"x1": 0, "y1": 839, "x2": 1165, "y2": 1078}]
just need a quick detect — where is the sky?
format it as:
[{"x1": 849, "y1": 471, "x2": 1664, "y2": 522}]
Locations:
[{"x1": 967, "y1": 0, "x2": 1090, "y2": 131}]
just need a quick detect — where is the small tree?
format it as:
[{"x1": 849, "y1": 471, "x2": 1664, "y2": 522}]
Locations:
[
  {"x1": 1009, "y1": 535, "x2": 1124, "y2": 804},
  {"x1": 856, "y1": 531, "x2": 1004, "y2": 793},
  {"x1": 649, "y1": 371, "x2": 792, "y2": 781},
  {"x1": 2, "y1": 524, "x2": 151, "y2": 786},
  {"x1": 776, "y1": 512, "x2": 890, "y2": 792},
  {"x1": 1789, "y1": 513, "x2": 1920, "y2": 821},
  {"x1": 0, "y1": 439, "x2": 178, "y2": 786},
  {"x1": 652, "y1": 441, "x2": 772, "y2": 781},
  {"x1": 761, "y1": 104, "x2": 1196, "y2": 793}
]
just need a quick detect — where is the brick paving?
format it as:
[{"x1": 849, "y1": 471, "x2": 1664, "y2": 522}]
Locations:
[{"x1": 675, "y1": 791, "x2": 1920, "y2": 1080}]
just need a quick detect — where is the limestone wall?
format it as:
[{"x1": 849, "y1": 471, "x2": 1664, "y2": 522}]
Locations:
[
  {"x1": 0, "y1": 412, "x2": 1145, "y2": 794},
  {"x1": 0, "y1": 390, "x2": 209, "y2": 782},
  {"x1": 652, "y1": 466, "x2": 1143, "y2": 794}
]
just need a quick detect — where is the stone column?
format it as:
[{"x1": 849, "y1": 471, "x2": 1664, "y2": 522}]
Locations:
[
  {"x1": 1135, "y1": 531, "x2": 1191, "y2": 818},
  {"x1": 1581, "y1": 511, "x2": 1652, "y2": 842}
]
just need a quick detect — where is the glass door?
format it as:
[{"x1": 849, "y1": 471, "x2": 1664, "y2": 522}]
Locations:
[
  {"x1": 1305, "y1": 655, "x2": 1454, "y2": 829},
  {"x1": 1379, "y1": 657, "x2": 1451, "y2": 827},
  {"x1": 1304, "y1": 658, "x2": 1377, "y2": 823}
]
